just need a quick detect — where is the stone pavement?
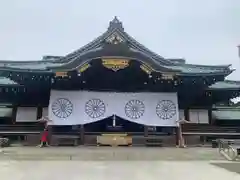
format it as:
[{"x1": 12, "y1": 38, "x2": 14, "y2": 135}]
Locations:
[
  {"x1": 0, "y1": 160, "x2": 240, "y2": 180},
  {"x1": 0, "y1": 147, "x2": 239, "y2": 179},
  {"x1": 0, "y1": 146, "x2": 225, "y2": 160}
]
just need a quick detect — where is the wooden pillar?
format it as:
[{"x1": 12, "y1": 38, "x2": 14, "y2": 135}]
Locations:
[
  {"x1": 12, "y1": 106, "x2": 17, "y2": 124},
  {"x1": 184, "y1": 109, "x2": 189, "y2": 121},
  {"x1": 37, "y1": 106, "x2": 42, "y2": 119},
  {"x1": 144, "y1": 125, "x2": 148, "y2": 137},
  {"x1": 208, "y1": 108, "x2": 212, "y2": 125},
  {"x1": 175, "y1": 127, "x2": 179, "y2": 146},
  {"x1": 80, "y1": 125, "x2": 84, "y2": 145}
]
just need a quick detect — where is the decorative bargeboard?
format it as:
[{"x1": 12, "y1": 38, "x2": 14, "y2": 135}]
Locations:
[{"x1": 48, "y1": 90, "x2": 179, "y2": 126}]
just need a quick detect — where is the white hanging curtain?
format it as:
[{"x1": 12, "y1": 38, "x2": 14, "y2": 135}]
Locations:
[{"x1": 48, "y1": 90, "x2": 179, "y2": 126}]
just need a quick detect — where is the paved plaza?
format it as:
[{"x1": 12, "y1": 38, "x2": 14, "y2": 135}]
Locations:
[
  {"x1": 0, "y1": 146, "x2": 226, "y2": 161},
  {"x1": 0, "y1": 147, "x2": 240, "y2": 179},
  {"x1": 1, "y1": 160, "x2": 240, "y2": 180}
]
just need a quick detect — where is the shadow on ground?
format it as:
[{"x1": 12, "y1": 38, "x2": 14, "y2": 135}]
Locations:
[{"x1": 211, "y1": 163, "x2": 240, "y2": 174}]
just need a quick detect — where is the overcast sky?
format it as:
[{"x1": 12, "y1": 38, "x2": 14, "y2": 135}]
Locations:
[{"x1": 0, "y1": 0, "x2": 240, "y2": 79}]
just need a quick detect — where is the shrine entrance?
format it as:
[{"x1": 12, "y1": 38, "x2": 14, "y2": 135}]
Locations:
[{"x1": 84, "y1": 115, "x2": 145, "y2": 133}]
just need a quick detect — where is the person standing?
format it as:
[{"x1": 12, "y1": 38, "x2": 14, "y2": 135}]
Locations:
[
  {"x1": 37, "y1": 116, "x2": 52, "y2": 148},
  {"x1": 38, "y1": 127, "x2": 49, "y2": 148},
  {"x1": 176, "y1": 118, "x2": 190, "y2": 148}
]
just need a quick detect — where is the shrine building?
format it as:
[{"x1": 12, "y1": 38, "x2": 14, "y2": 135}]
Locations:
[{"x1": 0, "y1": 17, "x2": 240, "y2": 146}]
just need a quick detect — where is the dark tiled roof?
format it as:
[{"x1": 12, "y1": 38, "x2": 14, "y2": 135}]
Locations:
[{"x1": 0, "y1": 17, "x2": 233, "y2": 76}]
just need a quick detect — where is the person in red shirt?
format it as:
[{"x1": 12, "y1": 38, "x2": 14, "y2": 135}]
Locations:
[
  {"x1": 37, "y1": 116, "x2": 52, "y2": 148},
  {"x1": 38, "y1": 127, "x2": 49, "y2": 148}
]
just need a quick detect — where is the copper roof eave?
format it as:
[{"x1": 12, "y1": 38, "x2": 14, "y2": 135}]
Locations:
[
  {"x1": 0, "y1": 63, "x2": 178, "y2": 74},
  {"x1": 177, "y1": 68, "x2": 233, "y2": 76},
  {"x1": 207, "y1": 79, "x2": 240, "y2": 91},
  {"x1": 48, "y1": 57, "x2": 180, "y2": 73},
  {"x1": 208, "y1": 86, "x2": 240, "y2": 91},
  {"x1": 0, "y1": 68, "x2": 53, "y2": 73},
  {"x1": 179, "y1": 63, "x2": 231, "y2": 69},
  {"x1": 208, "y1": 88, "x2": 240, "y2": 91},
  {"x1": 0, "y1": 63, "x2": 232, "y2": 76},
  {"x1": 46, "y1": 45, "x2": 179, "y2": 72}
]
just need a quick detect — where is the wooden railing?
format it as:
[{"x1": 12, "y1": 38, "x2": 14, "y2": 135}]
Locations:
[
  {"x1": 181, "y1": 124, "x2": 240, "y2": 137},
  {"x1": 0, "y1": 125, "x2": 43, "y2": 131},
  {"x1": 182, "y1": 124, "x2": 240, "y2": 133},
  {"x1": 0, "y1": 125, "x2": 43, "y2": 134},
  {"x1": 0, "y1": 124, "x2": 239, "y2": 136}
]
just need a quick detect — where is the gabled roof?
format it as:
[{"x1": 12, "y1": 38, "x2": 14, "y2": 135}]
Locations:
[
  {"x1": 0, "y1": 16, "x2": 233, "y2": 76},
  {"x1": 56, "y1": 16, "x2": 169, "y2": 65}
]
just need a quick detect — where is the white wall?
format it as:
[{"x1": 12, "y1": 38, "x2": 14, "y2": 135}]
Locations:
[
  {"x1": 16, "y1": 107, "x2": 37, "y2": 122},
  {"x1": 189, "y1": 109, "x2": 209, "y2": 124}
]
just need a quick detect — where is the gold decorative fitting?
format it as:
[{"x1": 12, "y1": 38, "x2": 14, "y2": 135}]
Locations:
[
  {"x1": 102, "y1": 59, "x2": 129, "y2": 72},
  {"x1": 140, "y1": 64, "x2": 153, "y2": 75},
  {"x1": 55, "y1": 72, "x2": 68, "y2": 77},
  {"x1": 105, "y1": 32, "x2": 124, "y2": 44},
  {"x1": 78, "y1": 63, "x2": 90, "y2": 73}
]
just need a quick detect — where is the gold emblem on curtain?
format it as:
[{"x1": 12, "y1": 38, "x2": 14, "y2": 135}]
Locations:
[{"x1": 102, "y1": 59, "x2": 129, "y2": 72}]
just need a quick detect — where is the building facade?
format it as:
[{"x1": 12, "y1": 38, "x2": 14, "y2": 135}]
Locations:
[{"x1": 0, "y1": 17, "x2": 239, "y2": 145}]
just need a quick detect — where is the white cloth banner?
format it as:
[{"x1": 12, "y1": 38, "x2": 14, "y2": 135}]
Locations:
[{"x1": 49, "y1": 90, "x2": 179, "y2": 126}]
